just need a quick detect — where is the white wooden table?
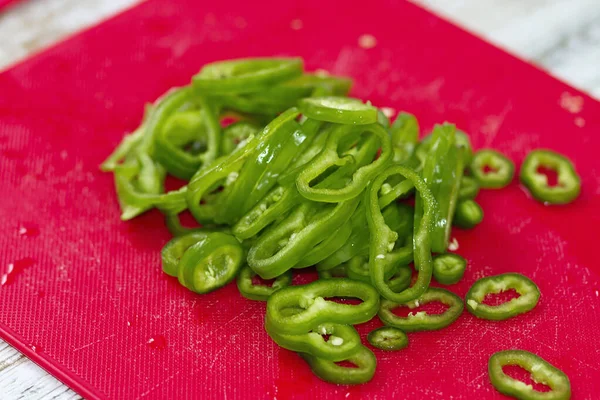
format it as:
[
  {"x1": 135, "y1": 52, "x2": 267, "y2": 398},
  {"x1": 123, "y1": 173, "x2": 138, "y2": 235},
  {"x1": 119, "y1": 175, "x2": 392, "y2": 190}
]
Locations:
[{"x1": 0, "y1": 0, "x2": 598, "y2": 398}]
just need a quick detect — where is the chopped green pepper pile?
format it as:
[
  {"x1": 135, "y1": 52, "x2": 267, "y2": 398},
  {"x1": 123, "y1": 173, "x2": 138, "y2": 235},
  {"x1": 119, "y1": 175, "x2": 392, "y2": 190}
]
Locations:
[{"x1": 103, "y1": 57, "x2": 578, "y2": 396}]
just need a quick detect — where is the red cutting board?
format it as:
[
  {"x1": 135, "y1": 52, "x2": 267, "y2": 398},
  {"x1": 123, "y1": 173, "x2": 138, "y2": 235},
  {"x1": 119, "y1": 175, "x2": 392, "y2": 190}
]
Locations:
[
  {"x1": 0, "y1": 0, "x2": 21, "y2": 12},
  {"x1": 1, "y1": 0, "x2": 599, "y2": 398}
]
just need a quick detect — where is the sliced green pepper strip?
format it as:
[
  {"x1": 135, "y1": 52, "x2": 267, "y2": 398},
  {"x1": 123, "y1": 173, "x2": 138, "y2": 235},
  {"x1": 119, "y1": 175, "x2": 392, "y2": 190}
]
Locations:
[
  {"x1": 317, "y1": 201, "x2": 413, "y2": 271},
  {"x1": 266, "y1": 323, "x2": 362, "y2": 362},
  {"x1": 100, "y1": 124, "x2": 144, "y2": 172},
  {"x1": 453, "y1": 199, "x2": 484, "y2": 229},
  {"x1": 216, "y1": 114, "x2": 303, "y2": 224},
  {"x1": 300, "y1": 345, "x2": 376, "y2": 385},
  {"x1": 367, "y1": 165, "x2": 436, "y2": 303},
  {"x1": 378, "y1": 287, "x2": 464, "y2": 332},
  {"x1": 318, "y1": 264, "x2": 348, "y2": 279},
  {"x1": 113, "y1": 157, "x2": 187, "y2": 220},
  {"x1": 265, "y1": 279, "x2": 380, "y2": 335},
  {"x1": 458, "y1": 175, "x2": 480, "y2": 200},
  {"x1": 389, "y1": 112, "x2": 419, "y2": 164},
  {"x1": 520, "y1": 149, "x2": 581, "y2": 205},
  {"x1": 415, "y1": 123, "x2": 464, "y2": 253},
  {"x1": 466, "y1": 273, "x2": 540, "y2": 321},
  {"x1": 232, "y1": 185, "x2": 299, "y2": 240},
  {"x1": 294, "y1": 221, "x2": 353, "y2": 269},
  {"x1": 367, "y1": 326, "x2": 408, "y2": 351},
  {"x1": 296, "y1": 123, "x2": 392, "y2": 202},
  {"x1": 236, "y1": 266, "x2": 292, "y2": 301},
  {"x1": 298, "y1": 96, "x2": 378, "y2": 125},
  {"x1": 220, "y1": 121, "x2": 260, "y2": 156},
  {"x1": 177, "y1": 232, "x2": 244, "y2": 294},
  {"x1": 432, "y1": 253, "x2": 467, "y2": 285},
  {"x1": 488, "y1": 350, "x2": 571, "y2": 400},
  {"x1": 470, "y1": 149, "x2": 515, "y2": 189},
  {"x1": 151, "y1": 88, "x2": 220, "y2": 180},
  {"x1": 161, "y1": 229, "x2": 222, "y2": 276},
  {"x1": 346, "y1": 255, "x2": 398, "y2": 284},
  {"x1": 186, "y1": 109, "x2": 298, "y2": 223},
  {"x1": 387, "y1": 266, "x2": 412, "y2": 293},
  {"x1": 192, "y1": 57, "x2": 304, "y2": 94},
  {"x1": 248, "y1": 197, "x2": 360, "y2": 279}
]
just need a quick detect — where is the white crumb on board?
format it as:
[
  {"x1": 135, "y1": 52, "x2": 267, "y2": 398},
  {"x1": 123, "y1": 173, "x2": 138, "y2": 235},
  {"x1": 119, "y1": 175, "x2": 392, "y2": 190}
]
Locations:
[{"x1": 358, "y1": 34, "x2": 377, "y2": 49}]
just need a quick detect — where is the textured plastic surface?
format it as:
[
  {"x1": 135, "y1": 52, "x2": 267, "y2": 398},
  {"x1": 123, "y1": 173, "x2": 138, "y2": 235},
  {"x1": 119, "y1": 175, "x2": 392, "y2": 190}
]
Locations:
[{"x1": 1, "y1": 0, "x2": 600, "y2": 398}]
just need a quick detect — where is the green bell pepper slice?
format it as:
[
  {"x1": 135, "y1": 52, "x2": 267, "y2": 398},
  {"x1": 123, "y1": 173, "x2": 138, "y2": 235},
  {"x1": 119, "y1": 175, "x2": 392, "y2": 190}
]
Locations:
[
  {"x1": 432, "y1": 253, "x2": 467, "y2": 285},
  {"x1": 296, "y1": 122, "x2": 392, "y2": 202},
  {"x1": 177, "y1": 232, "x2": 244, "y2": 294},
  {"x1": 366, "y1": 164, "x2": 436, "y2": 303},
  {"x1": 488, "y1": 350, "x2": 571, "y2": 400},
  {"x1": 367, "y1": 326, "x2": 408, "y2": 351},
  {"x1": 300, "y1": 345, "x2": 377, "y2": 384},
  {"x1": 236, "y1": 266, "x2": 292, "y2": 301},
  {"x1": 470, "y1": 149, "x2": 515, "y2": 189},
  {"x1": 192, "y1": 57, "x2": 304, "y2": 94},
  {"x1": 378, "y1": 287, "x2": 464, "y2": 332},
  {"x1": 298, "y1": 96, "x2": 378, "y2": 125},
  {"x1": 519, "y1": 149, "x2": 581, "y2": 205},
  {"x1": 266, "y1": 322, "x2": 362, "y2": 362},
  {"x1": 466, "y1": 273, "x2": 540, "y2": 321},
  {"x1": 265, "y1": 278, "x2": 380, "y2": 335}
]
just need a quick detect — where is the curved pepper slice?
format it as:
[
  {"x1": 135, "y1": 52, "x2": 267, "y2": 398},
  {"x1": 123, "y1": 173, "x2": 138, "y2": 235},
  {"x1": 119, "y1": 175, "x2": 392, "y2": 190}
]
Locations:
[
  {"x1": 432, "y1": 253, "x2": 467, "y2": 285},
  {"x1": 488, "y1": 350, "x2": 571, "y2": 400},
  {"x1": 318, "y1": 264, "x2": 349, "y2": 279},
  {"x1": 520, "y1": 149, "x2": 581, "y2": 205},
  {"x1": 366, "y1": 165, "x2": 436, "y2": 303},
  {"x1": 378, "y1": 287, "x2": 464, "y2": 332},
  {"x1": 236, "y1": 266, "x2": 292, "y2": 301},
  {"x1": 294, "y1": 221, "x2": 353, "y2": 269},
  {"x1": 453, "y1": 199, "x2": 484, "y2": 229},
  {"x1": 186, "y1": 108, "x2": 299, "y2": 224},
  {"x1": 466, "y1": 273, "x2": 540, "y2": 321},
  {"x1": 248, "y1": 196, "x2": 360, "y2": 279},
  {"x1": 367, "y1": 326, "x2": 408, "y2": 351},
  {"x1": 231, "y1": 185, "x2": 299, "y2": 240},
  {"x1": 389, "y1": 112, "x2": 419, "y2": 164},
  {"x1": 161, "y1": 229, "x2": 223, "y2": 276},
  {"x1": 266, "y1": 322, "x2": 362, "y2": 362},
  {"x1": 113, "y1": 156, "x2": 187, "y2": 220},
  {"x1": 296, "y1": 122, "x2": 392, "y2": 202},
  {"x1": 470, "y1": 149, "x2": 515, "y2": 189},
  {"x1": 298, "y1": 96, "x2": 378, "y2": 125},
  {"x1": 192, "y1": 57, "x2": 304, "y2": 94},
  {"x1": 458, "y1": 175, "x2": 480, "y2": 200},
  {"x1": 415, "y1": 123, "x2": 464, "y2": 253},
  {"x1": 220, "y1": 121, "x2": 261, "y2": 156},
  {"x1": 300, "y1": 345, "x2": 376, "y2": 385},
  {"x1": 177, "y1": 232, "x2": 244, "y2": 294},
  {"x1": 265, "y1": 279, "x2": 380, "y2": 335},
  {"x1": 218, "y1": 117, "x2": 320, "y2": 224},
  {"x1": 150, "y1": 88, "x2": 220, "y2": 180}
]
